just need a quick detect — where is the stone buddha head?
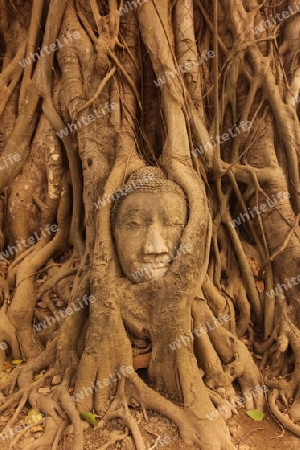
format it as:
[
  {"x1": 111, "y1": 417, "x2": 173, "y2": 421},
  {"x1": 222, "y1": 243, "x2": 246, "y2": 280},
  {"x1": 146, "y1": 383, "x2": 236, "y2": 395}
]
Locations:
[{"x1": 111, "y1": 167, "x2": 188, "y2": 283}]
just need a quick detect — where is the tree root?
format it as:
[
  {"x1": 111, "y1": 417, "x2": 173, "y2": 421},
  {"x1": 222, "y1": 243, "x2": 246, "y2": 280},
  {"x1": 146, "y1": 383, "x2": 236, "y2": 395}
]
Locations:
[
  {"x1": 126, "y1": 372, "x2": 236, "y2": 450},
  {"x1": 268, "y1": 389, "x2": 300, "y2": 437},
  {"x1": 97, "y1": 430, "x2": 129, "y2": 450},
  {"x1": 0, "y1": 389, "x2": 24, "y2": 413},
  {"x1": 4, "y1": 391, "x2": 28, "y2": 432},
  {"x1": 52, "y1": 421, "x2": 68, "y2": 450},
  {"x1": 207, "y1": 388, "x2": 237, "y2": 419},
  {"x1": 98, "y1": 378, "x2": 145, "y2": 450},
  {"x1": 22, "y1": 417, "x2": 59, "y2": 450},
  {"x1": 53, "y1": 370, "x2": 84, "y2": 450},
  {"x1": 0, "y1": 342, "x2": 78, "y2": 450},
  {"x1": 7, "y1": 245, "x2": 40, "y2": 289},
  {"x1": 8, "y1": 419, "x2": 44, "y2": 450},
  {"x1": 94, "y1": 371, "x2": 236, "y2": 450}
]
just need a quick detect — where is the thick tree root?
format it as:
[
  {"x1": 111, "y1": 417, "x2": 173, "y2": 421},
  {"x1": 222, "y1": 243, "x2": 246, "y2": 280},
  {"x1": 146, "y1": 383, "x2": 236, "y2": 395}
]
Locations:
[
  {"x1": 97, "y1": 430, "x2": 129, "y2": 450},
  {"x1": 8, "y1": 419, "x2": 44, "y2": 450},
  {"x1": 268, "y1": 389, "x2": 300, "y2": 437},
  {"x1": 22, "y1": 417, "x2": 59, "y2": 450},
  {"x1": 97, "y1": 378, "x2": 146, "y2": 450},
  {"x1": 0, "y1": 344, "x2": 78, "y2": 450},
  {"x1": 126, "y1": 372, "x2": 237, "y2": 450}
]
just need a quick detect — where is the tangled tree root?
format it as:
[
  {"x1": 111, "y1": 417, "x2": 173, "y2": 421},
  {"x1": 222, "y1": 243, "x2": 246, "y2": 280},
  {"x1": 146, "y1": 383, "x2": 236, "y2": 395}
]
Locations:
[{"x1": 268, "y1": 389, "x2": 300, "y2": 438}]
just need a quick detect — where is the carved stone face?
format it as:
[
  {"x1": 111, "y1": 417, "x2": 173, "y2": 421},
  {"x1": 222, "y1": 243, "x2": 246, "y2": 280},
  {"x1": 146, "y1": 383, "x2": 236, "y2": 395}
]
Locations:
[{"x1": 114, "y1": 191, "x2": 187, "y2": 283}]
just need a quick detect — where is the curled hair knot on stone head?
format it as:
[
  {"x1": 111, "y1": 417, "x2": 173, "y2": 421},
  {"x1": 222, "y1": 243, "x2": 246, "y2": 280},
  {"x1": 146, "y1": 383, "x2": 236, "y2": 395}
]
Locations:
[{"x1": 110, "y1": 166, "x2": 186, "y2": 230}]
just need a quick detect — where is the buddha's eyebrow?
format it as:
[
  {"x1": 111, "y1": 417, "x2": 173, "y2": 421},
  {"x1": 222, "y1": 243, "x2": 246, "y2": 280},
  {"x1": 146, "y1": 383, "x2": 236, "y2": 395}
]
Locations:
[
  {"x1": 121, "y1": 207, "x2": 185, "y2": 217},
  {"x1": 121, "y1": 208, "x2": 149, "y2": 218},
  {"x1": 163, "y1": 208, "x2": 186, "y2": 217}
]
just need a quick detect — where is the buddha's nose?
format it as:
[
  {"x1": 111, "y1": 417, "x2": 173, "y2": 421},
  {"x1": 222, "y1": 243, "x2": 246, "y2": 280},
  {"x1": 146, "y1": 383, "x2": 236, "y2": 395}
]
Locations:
[{"x1": 143, "y1": 224, "x2": 169, "y2": 255}]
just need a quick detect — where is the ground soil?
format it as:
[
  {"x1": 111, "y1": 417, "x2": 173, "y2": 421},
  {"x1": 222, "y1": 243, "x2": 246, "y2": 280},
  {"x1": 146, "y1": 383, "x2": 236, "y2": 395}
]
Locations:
[
  {"x1": 1, "y1": 350, "x2": 299, "y2": 450},
  {"x1": 1, "y1": 404, "x2": 299, "y2": 450},
  {"x1": 58, "y1": 410, "x2": 300, "y2": 450}
]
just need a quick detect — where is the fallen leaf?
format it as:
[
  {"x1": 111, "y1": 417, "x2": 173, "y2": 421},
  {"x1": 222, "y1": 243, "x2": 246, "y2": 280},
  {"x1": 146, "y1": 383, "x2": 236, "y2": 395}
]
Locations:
[
  {"x1": 255, "y1": 280, "x2": 264, "y2": 293},
  {"x1": 24, "y1": 409, "x2": 44, "y2": 425},
  {"x1": 247, "y1": 258, "x2": 261, "y2": 277},
  {"x1": 34, "y1": 371, "x2": 45, "y2": 381},
  {"x1": 12, "y1": 360, "x2": 23, "y2": 365},
  {"x1": 246, "y1": 409, "x2": 264, "y2": 421},
  {"x1": 30, "y1": 425, "x2": 44, "y2": 433},
  {"x1": 38, "y1": 387, "x2": 51, "y2": 394},
  {"x1": 79, "y1": 412, "x2": 97, "y2": 427},
  {"x1": 2, "y1": 361, "x2": 13, "y2": 371}
]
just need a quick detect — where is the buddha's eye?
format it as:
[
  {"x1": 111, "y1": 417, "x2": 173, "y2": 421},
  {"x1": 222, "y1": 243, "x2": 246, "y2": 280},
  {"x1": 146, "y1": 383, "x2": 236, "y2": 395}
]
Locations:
[
  {"x1": 165, "y1": 218, "x2": 185, "y2": 228},
  {"x1": 126, "y1": 218, "x2": 144, "y2": 229}
]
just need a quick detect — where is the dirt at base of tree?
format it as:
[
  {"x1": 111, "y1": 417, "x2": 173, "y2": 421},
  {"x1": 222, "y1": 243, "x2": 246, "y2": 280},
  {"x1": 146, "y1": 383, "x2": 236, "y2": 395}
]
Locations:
[
  {"x1": 1, "y1": 408, "x2": 298, "y2": 450},
  {"x1": 57, "y1": 412, "x2": 300, "y2": 450}
]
